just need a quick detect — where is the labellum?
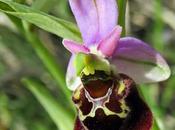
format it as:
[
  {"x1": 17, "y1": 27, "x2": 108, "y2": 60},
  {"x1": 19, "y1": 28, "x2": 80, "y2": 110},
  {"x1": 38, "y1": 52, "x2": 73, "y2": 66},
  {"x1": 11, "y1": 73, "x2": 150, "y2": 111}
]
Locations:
[
  {"x1": 73, "y1": 71, "x2": 152, "y2": 130},
  {"x1": 62, "y1": 0, "x2": 171, "y2": 130}
]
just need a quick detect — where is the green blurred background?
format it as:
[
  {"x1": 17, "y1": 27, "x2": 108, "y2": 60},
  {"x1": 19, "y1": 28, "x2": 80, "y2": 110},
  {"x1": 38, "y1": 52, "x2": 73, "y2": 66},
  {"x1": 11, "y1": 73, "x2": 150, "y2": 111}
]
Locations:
[{"x1": 0, "y1": 0, "x2": 174, "y2": 130}]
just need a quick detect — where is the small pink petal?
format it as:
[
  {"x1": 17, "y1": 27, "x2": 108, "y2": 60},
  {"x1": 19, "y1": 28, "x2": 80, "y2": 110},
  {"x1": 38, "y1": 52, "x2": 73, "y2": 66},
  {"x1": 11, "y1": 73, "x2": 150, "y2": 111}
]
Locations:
[
  {"x1": 63, "y1": 39, "x2": 90, "y2": 54},
  {"x1": 97, "y1": 26, "x2": 122, "y2": 57}
]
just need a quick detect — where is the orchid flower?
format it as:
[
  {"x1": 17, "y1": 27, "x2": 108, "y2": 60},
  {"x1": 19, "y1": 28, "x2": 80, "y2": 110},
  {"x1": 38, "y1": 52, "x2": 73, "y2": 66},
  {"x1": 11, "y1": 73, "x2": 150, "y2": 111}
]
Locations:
[{"x1": 62, "y1": 0, "x2": 170, "y2": 130}]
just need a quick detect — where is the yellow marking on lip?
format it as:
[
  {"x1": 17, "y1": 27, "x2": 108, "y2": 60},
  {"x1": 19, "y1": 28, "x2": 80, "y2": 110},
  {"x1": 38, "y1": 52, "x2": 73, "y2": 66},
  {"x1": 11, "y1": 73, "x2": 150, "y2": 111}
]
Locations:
[
  {"x1": 103, "y1": 98, "x2": 130, "y2": 118},
  {"x1": 74, "y1": 89, "x2": 81, "y2": 100},
  {"x1": 73, "y1": 85, "x2": 83, "y2": 100},
  {"x1": 118, "y1": 99, "x2": 130, "y2": 118},
  {"x1": 118, "y1": 81, "x2": 125, "y2": 94}
]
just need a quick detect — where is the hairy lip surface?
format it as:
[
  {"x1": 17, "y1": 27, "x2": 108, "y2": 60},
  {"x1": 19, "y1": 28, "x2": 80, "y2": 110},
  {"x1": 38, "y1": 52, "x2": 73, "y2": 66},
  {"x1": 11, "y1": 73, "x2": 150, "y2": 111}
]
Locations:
[{"x1": 73, "y1": 74, "x2": 153, "y2": 130}]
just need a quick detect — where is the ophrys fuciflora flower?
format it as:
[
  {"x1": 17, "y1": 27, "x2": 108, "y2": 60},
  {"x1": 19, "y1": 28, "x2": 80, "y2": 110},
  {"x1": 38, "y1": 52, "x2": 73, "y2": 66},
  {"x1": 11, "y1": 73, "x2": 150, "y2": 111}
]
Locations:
[{"x1": 62, "y1": 0, "x2": 171, "y2": 130}]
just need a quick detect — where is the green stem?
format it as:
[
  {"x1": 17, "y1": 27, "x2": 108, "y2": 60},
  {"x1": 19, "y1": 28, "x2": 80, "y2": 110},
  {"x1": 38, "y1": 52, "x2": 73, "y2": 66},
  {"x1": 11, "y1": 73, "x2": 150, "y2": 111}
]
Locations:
[{"x1": 117, "y1": 0, "x2": 127, "y2": 36}]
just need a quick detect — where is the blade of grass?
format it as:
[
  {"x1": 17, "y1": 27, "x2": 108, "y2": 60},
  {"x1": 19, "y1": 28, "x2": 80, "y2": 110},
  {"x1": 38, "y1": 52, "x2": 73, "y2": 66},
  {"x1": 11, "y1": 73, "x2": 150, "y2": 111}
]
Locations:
[
  {"x1": 152, "y1": 119, "x2": 161, "y2": 130},
  {"x1": 0, "y1": 0, "x2": 75, "y2": 112},
  {"x1": 152, "y1": 0, "x2": 164, "y2": 52},
  {"x1": 32, "y1": 0, "x2": 53, "y2": 10},
  {"x1": 139, "y1": 84, "x2": 164, "y2": 130},
  {"x1": 31, "y1": 0, "x2": 58, "y2": 13},
  {"x1": 117, "y1": 0, "x2": 127, "y2": 36},
  {"x1": 22, "y1": 21, "x2": 75, "y2": 111},
  {"x1": 22, "y1": 77, "x2": 74, "y2": 130},
  {"x1": 0, "y1": 0, "x2": 82, "y2": 42},
  {"x1": 161, "y1": 76, "x2": 175, "y2": 109}
]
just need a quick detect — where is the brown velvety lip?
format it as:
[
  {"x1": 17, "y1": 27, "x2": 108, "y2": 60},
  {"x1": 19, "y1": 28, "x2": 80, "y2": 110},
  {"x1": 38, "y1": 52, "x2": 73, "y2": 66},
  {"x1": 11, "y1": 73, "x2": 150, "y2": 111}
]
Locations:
[{"x1": 84, "y1": 79, "x2": 113, "y2": 98}]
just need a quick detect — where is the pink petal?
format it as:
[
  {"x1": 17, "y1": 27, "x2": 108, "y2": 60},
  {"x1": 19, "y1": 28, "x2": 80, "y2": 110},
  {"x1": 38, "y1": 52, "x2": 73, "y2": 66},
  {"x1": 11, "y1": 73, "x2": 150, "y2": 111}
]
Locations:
[
  {"x1": 110, "y1": 37, "x2": 171, "y2": 84},
  {"x1": 69, "y1": 0, "x2": 118, "y2": 46},
  {"x1": 97, "y1": 26, "x2": 122, "y2": 57},
  {"x1": 63, "y1": 39, "x2": 90, "y2": 54}
]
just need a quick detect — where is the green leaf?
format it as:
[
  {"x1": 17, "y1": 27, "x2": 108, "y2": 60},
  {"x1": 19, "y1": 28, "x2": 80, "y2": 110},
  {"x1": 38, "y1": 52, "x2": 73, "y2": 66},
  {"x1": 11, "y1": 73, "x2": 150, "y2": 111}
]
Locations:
[
  {"x1": 139, "y1": 85, "x2": 164, "y2": 130},
  {"x1": 22, "y1": 78, "x2": 74, "y2": 130},
  {"x1": 21, "y1": 22, "x2": 75, "y2": 112},
  {"x1": 0, "y1": 0, "x2": 74, "y2": 110},
  {"x1": 117, "y1": 0, "x2": 127, "y2": 36},
  {"x1": 161, "y1": 76, "x2": 175, "y2": 108},
  {"x1": 31, "y1": 0, "x2": 56, "y2": 11},
  {"x1": 152, "y1": 119, "x2": 161, "y2": 130},
  {"x1": 151, "y1": 0, "x2": 164, "y2": 52},
  {"x1": 0, "y1": 0, "x2": 82, "y2": 42}
]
